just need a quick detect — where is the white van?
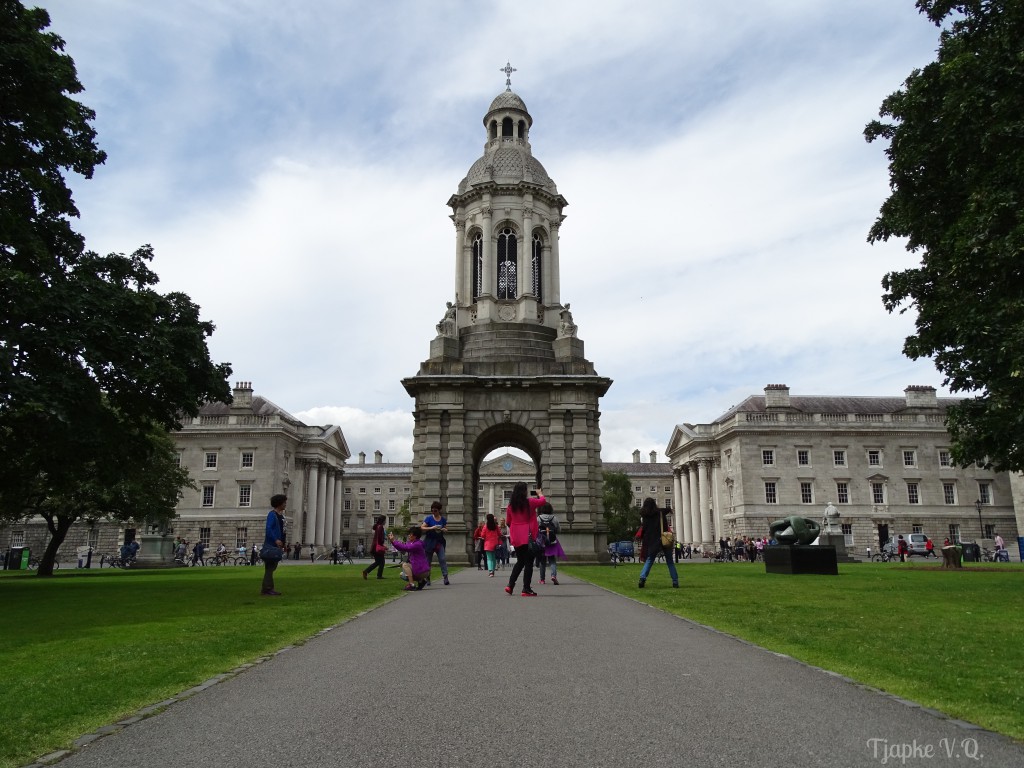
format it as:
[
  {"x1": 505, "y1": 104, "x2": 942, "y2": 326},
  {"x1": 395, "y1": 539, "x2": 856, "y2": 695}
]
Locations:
[{"x1": 898, "y1": 533, "x2": 934, "y2": 557}]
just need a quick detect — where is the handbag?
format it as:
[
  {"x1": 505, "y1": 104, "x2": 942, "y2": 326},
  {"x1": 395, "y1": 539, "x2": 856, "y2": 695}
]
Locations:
[
  {"x1": 659, "y1": 513, "x2": 674, "y2": 548},
  {"x1": 260, "y1": 544, "x2": 284, "y2": 562}
]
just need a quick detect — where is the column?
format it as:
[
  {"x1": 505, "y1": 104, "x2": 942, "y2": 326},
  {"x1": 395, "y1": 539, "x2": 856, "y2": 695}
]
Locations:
[
  {"x1": 454, "y1": 218, "x2": 466, "y2": 302},
  {"x1": 548, "y1": 220, "x2": 561, "y2": 305},
  {"x1": 304, "y1": 461, "x2": 319, "y2": 545},
  {"x1": 315, "y1": 467, "x2": 329, "y2": 547},
  {"x1": 324, "y1": 469, "x2": 337, "y2": 546},
  {"x1": 699, "y1": 459, "x2": 713, "y2": 545},
  {"x1": 488, "y1": 484, "x2": 495, "y2": 519},
  {"x1": 519, "y1": 207, "x2": 532, "y2": 298},
  {"x1": 712, "y1": 460, "x2": 723, "y2": 539},
  {"x1": 332, "y1": 473, "x2": 344, "y2": 547},
  {"x1": 481, "y1": 203, "x2": 493, "y2": 296},
  {"x1": 688, "y1": 462, "x2": 702, "y2": 545},
  {"x1": 677, "y1": 469, "x2": 692, "y2": 544}
]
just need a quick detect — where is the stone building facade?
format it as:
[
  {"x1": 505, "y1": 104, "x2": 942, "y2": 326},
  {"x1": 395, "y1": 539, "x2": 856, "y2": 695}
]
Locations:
[
  {"x1": 666, "y1": 384, "x2": 1020, "y2": 558},
  {"x1": 169, "y1": 382, "x2": 350, "y2": 555}
]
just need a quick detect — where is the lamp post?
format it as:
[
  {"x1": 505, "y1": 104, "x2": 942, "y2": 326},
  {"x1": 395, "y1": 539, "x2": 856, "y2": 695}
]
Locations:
[{"x1": 974, "y1": 498, "x2": 984, "y2": 541}]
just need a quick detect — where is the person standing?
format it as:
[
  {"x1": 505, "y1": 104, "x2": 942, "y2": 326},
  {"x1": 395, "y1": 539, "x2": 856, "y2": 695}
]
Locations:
[
  {"x1": 473, "y1": 519, "x2": 486, "y2": 570},
  {"x1": 261, "y1": 494, "x2": 287, "y2": 596},
  {"x1": 536, "y1": 502, "x2": 565, "y2": 585},
  {"x1": 504, "y1": 483, "x2": 545, "y2": 597},
  {"x1": 192, "y1": 540, "x2": 205, "y2": 567},
  {"x1": 421, "y1": 501, "x2": 450, "y2": 586},
  {"x1": 636, "y1": 498, "x2": 678, "y2": 589},
  {"x1": 482, "y1": 513, "x2": 502, "y2": 577},
  {"x1": 309, "y1": 543, "x2": 316, "y2": 563},
  {"x1": 362, "y1": 515, "x2": 387, "y2": 580}
]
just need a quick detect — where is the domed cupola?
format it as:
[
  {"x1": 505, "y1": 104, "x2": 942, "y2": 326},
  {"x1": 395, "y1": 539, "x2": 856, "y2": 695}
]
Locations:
[{"x1": 456, "y1": 68, "x2": 557, "y2": 196}]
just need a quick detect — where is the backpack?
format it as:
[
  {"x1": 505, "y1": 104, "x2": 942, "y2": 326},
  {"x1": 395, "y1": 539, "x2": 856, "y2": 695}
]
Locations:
[{"x1": 539, "y1": 516, "x2": 558, "y2": 545}]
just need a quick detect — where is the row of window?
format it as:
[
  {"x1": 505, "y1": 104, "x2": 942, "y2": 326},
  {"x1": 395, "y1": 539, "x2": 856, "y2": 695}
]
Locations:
[
  {"x1": 346, "y1": 487, "x2": 409, "y2": 495},
  {"x1": 761, "y1": 480, "x2": 992, "y2": 506},
  {"x1": 762, "y1": 448, "x2": 953, "y2": 469},
  {"x1": 183, "y1": 451, "x2": 256, "y2": 471}
]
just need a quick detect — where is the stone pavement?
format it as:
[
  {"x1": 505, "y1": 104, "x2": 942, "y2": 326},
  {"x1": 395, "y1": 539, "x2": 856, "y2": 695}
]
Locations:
[{"x1": 43, "y1": 567, "x2": 1024, "y2": 768}]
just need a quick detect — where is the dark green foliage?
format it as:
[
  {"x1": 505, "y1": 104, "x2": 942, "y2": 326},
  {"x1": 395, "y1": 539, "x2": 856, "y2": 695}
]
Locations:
[
  {"x1": 0, "y1": 2, "x2": 231, "y2": 574},
  {"x1": 866, "y1": 1, "x2": 1024, "y2": 470},
  {"x1": 602, "y1": 471, "x2": 638, "y2": 542}
]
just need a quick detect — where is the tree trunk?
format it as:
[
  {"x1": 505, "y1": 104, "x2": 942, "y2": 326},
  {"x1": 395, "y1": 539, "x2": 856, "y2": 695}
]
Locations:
[{"x1": 36, "y1": 515, "x2": 75, "y2": 577}]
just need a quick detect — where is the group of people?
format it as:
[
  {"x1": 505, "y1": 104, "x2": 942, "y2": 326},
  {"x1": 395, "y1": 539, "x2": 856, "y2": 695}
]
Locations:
[{"x1": 716, "y1": 535, "x2": 768, "y2": 562}]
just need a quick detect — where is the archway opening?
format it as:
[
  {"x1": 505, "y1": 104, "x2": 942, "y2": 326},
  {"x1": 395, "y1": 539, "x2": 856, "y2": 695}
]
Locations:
[{"x1": 471, "y1": 423, "x2": 540, "y2": 528}]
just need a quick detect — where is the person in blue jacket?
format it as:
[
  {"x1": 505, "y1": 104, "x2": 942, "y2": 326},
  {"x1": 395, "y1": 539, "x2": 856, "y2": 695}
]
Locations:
[{"x1": 262, "y1": 494, "x2": 287, "y2": 596}]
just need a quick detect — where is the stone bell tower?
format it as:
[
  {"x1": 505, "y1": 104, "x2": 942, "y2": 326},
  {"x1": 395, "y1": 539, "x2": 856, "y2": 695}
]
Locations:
[{"x1": 402, "y1": 67, "x2": 612, "y2": 563}]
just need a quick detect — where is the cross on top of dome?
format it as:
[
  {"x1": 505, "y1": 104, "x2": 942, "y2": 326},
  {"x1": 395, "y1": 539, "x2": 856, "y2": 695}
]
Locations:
[{"x1": 500, "y1": 61, "x2": 516, "y2": 90}]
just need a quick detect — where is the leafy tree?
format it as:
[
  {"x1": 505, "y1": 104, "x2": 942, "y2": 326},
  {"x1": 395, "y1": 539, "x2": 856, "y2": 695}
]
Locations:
[
  {"x1": 602, "y1": 471, "x2": 638, "y2": 542},
  {"x1": 865, "y1": 0, "x2": 1024, "y2": 471},
  {"x1": 0, "y1": 2, "x2": 231, "y2": 575}
]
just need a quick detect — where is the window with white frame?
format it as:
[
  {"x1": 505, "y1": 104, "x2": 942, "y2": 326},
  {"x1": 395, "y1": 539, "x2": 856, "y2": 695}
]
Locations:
[
  {"x1": 343, "y1": 500, "x2": 351, "y2": 511},
  {"x1": 800, "y1": 482, "x2": 813, "y2": 504},
  {"x1": 949, "y1": 523, "x2": 961, "y2": 543},
  {"x1": 388, "y1": 499, "x2": 396, "y2": 511},
  {"x1": 11, "y1": 530, "x2": 24, "y2": 547},
  {"x1": 634, "y1": 485, "x2": 641, "y2": 493},
  {"x1": 836, "y1": 482, "x2": 849, "y2": 504},
  {"x1": 358, "y1": 487, "x2": 366, "y2": 494},
  {"x1": 374, "y1": 487, "x2": 381, "y2": 495},
  {"x1": 634, "y1": 498, "x2": 642, "y2": 508},
  {"x1": 871, "y1": 482, "x2": 885, "y2": 504},
  {"x1": 358, "y1": 500, "x2": 366, "y2": 511},
  {"x1": 204, "y1": 452, "x2": 218, "y2": 470},
  {"x1": 664, "y1": 499, "x2": 672, "y2": 509},
  {"x1": 984, "y1": 523, "x2": 996, "y2": 539},
  {"x1": 344, "y1": 487, "x2": 352, "y2": 494},
  {"x1": 906, "y1": 482, "x2": 920, "y2": 504},
  {"x1": 841, "y1": 523, "x2": 852, "y2": 536},
  {"x1": 343, "y1": 516, "x2": 351, "y2": 529},
  {"x1": 649, "y1": 485, "x2": 656, "y2": 493},
  {"x1": 762, "y1": 449, "x2": 775, "y2": 466},
  {"x1": 202, "y1": 484, "x2": 215, "y2": 507},
  {"x1": 912, "y1": 524, "x2": 923, "y2": 534},
  {"x1": 88, "y1": 527, "x2": 99, "y2": 548},
  {"x1": 174, "y1": 451, "x2": 182, "y2": 468},
  {"x1": 240, "y1": 451, "x2": 254, "y2": 469},
  {"x1": 938, "y1": 450, "x2": 952, "y2": 467},
  {"x1": 199, "y1": 527, "x2": 211, "y2": 546},
  {"x1": 403, "y1": 487, "x2": 410, "y2": 494},
  {"x1": 389, "y1": 487, "x2": 396, "y2": 494},
  {"x1": 833, "y1": 450, "x2": 846, "y2": 467},
  {"x1": 356, "y1": 517, "x2": 365, "y2": 530},
  {"x1": 867, "y1": 450, "x2": 881, "y2": 467},
  {"x1": 373, "y1": 499, "x2": 381, "y2": 511},
  {"x1": 236, "y1": 527, "x2": 248, "y2": 548},
  {"x1": 764, "y1": 482, "x2": 778, "y2": 504},
  {"x1": 903, "y1": 450, "x2": 917, "y2": 467},
  {"x1": 388, "y1": 515, "x2": 397, "y2": 528},
  {"x1": 238, "y1": 484, "x2": 252, "y2": 507},
  {"x1": 664, "y1": 486, "x2": 671, "y2": 493},
  {"x1": 943, "y1": 483, "x2": 956, "y2": 505},
  {"x1": 797, "y1": 449, "x2": 810, "y2": 466},
  {"x1": 978, "y1": 482, "x2": 991, "y2": 505}
]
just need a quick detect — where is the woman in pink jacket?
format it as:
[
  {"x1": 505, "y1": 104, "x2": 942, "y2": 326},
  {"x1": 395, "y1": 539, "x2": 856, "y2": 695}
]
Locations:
[
  {"x1": 504, "y1": 482, "x2": 545, "y2": 597},
  {"x1": 482, "y1": 513, "x2": 502, "y2": 577}
]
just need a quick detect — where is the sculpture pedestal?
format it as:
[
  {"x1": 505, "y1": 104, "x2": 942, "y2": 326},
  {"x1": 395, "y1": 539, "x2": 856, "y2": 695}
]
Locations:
[
  {"x1": 764, "y1": 545, "x2": 838, "y2": 575},
  {"x1": 136, "y1": 533, "x2": 174, "y2": 569},
  {"x1": 818, "y1": 532, "x2": 857, "y2": 563}
]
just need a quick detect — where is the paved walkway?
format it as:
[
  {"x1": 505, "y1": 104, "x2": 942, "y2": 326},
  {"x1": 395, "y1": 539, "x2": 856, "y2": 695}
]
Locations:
[{"x1": 47, "y1": 567, "x2": 1024, "y2": 768}]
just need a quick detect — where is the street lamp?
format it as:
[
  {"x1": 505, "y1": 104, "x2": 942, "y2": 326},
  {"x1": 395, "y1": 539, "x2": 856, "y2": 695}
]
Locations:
[{"x1": 974, "y1": 498, "x2": 984, "y2": 541}]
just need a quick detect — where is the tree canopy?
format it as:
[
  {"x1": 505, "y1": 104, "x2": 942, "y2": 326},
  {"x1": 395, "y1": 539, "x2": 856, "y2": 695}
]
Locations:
[
  {"x1": 602, "y1": 471, "x2": 638, "y2": 543},
  {"x1": 865, "y1": 0, "x2": 1024, "y2": 471},
  {"x1": 1, "y1": 1, "x2": 231, "y2": 575}
]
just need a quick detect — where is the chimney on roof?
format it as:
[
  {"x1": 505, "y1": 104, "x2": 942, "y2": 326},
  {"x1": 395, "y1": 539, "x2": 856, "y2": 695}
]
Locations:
[
  {"x1": 905, "y1": 385, "x2": 938, "y2": 408},
  {"x1": 764, "y1": 384, "x2": 790, "y2": 408},
  {"x1": 358, "y1": 451, "x2": 366, "y2": 465},
  {"x1": 632, "y1": 449, "x2": 641, "y2": 463},
  {"x1": 231, "y1": 381, "x2": 253, "y2": 409},
  {"x1": 650, "y1": 451, "x2": 657, "y2": 463},
  {"x1": 374, "y1": 450, "x2": 383, "y2": 464}
]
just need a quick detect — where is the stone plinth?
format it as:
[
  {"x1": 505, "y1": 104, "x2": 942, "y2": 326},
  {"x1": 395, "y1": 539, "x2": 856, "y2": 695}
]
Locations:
[
  {"x1": 429, "y1": 335, "x2": 460, "y2": 361},
  {"x1": 764, "y1": 545, "x2": 839, "y2": 575},
  {"x1": 818, "y1": 532, "x2": 857, "y2": 562},
  {"x1": 136, "y1": 534, "x2": 175, "y2": 569}
]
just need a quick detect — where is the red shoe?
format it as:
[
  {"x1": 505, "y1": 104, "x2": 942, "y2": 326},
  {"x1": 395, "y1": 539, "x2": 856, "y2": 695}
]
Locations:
[
  {"x1": 551, "y1": 577, "x2": 559, "y2": 585},
  {"x1": 504, "y1": 586, "x2": 513, "y2": 595},
  {"x1": 521, "y1": 589, "x2": 538, "y2": 597}
]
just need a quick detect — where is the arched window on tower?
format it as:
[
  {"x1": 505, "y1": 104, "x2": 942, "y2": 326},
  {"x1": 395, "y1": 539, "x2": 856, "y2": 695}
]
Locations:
[
  {"x1": 489, "y1": 120, "x2": 498, "y2": 140},
  {"x1": 471, "y1": 232, "x2": 483, "y2": 301},
  {"x1": 531, "y1": 232, "x2": 543, "y2": 300},
  {"x1": 518, "y1": 120, "x2": 526, "y2": 139},
  {"x1": 502, "y1": 117, "x2": 514, "y2": 137},
  {"x1": 496, "y1": 227, "x2": 517, "y2": 300}
]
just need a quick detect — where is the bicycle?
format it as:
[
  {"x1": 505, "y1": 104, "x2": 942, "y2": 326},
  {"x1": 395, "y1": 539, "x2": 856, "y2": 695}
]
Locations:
[
  {"x1": 872, "y1": 549, "x2": 898, "y2": 563},
  {"x1": 27, "y1": 556, "x2": 60, "y2": 570}
]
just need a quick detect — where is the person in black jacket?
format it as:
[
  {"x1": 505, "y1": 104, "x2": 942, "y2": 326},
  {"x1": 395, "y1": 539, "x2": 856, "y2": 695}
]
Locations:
[{"x1": 635, "y1": 498, "x2": 678, "y2": 589}]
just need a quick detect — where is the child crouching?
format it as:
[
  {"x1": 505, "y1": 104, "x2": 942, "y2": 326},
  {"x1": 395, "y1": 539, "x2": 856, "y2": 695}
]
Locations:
[{"x1": 388, "y1": 527, "x2": 431, "y2": 591}]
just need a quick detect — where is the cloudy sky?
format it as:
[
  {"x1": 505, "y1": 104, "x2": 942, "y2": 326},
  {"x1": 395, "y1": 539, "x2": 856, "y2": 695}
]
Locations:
[{"x1": 42, "y1": 0, "x2": 949, "y2": 463}]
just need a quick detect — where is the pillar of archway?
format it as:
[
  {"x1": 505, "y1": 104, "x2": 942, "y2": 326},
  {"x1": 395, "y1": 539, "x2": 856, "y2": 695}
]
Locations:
[{"x1": 403, "y1": 76, "x2": 612, "y2": 564}]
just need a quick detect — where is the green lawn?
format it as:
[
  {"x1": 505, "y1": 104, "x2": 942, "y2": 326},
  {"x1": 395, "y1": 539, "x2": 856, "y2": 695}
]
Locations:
[
  {"x1": 0, "y1": 565, "x2": 399, "y2": 768},
  {"x1": 564, "y1": 561, "x2": 1024, "y2": 740}
]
